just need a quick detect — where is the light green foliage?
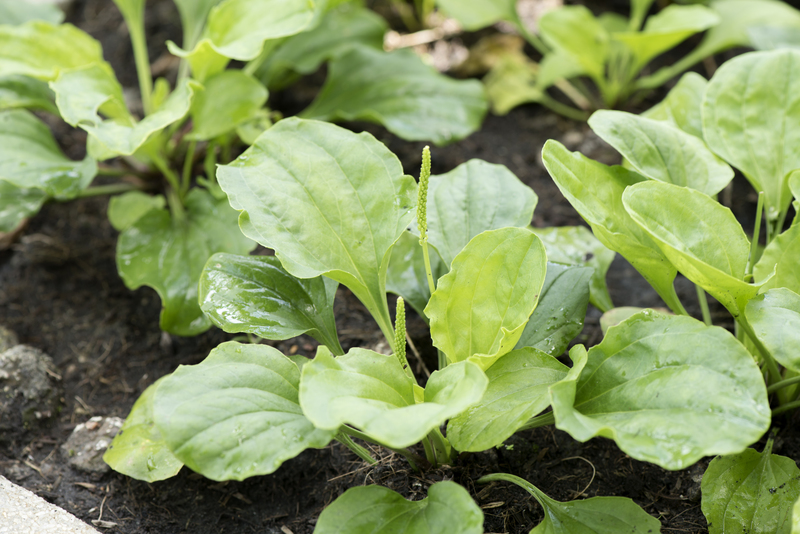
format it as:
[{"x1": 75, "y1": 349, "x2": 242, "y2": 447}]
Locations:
[
  {"x1": 590, "y1": 110, "x2": 733, "y2": 196},
  {"x1": 755, "y1": 220, "x2": 800, "y2": 293},
  {"x1": 514, "y1": 263, "x2": 592, "y2": 356},
  {"x1": 0, "y1": 181, "x2": 46, "y2": 233},
  {"x1": 102, "y1": 377, "x2": 183, "y2": 483},
  {"x1": 199, "y1": 253, "x2": 342, "y2": 354},
  {"x1": 642, "y1": 71, "x2": 707, "y2": 138},
  {"x1": 188, "y1": 70, "x2": 268, "y2": 140},
  {"x1": 314, "y1": 482, "x2": 484, "y2": 534},
  {"x1": 107, "y1": 191, "x2": 166, "y2": 231},
  {"x1": 703, "y1": 49, "x2": 800, "y2": 222},
  {"x1": 0, "y1": 0, "x2": 64, "y2": 25},
  {"x1": 299, "y1": 347, "x2": 487, "y2": 448},
  {"x1": 550, "y1": 312, "x2": 770, "y2": 470},
  {"x1": 153, "y1": 342, "x2": 335, "y2": 481},
  {"x1": 0, "y1": 75, "x2": 57, "y2": 113},
  {"x1": 530, "y1": 226, "x2": 615, "y2": 312},
  {"x1": 217, "y1": 118, "x2": 417, "y2": 341},
  {"x1": 484, "y1": 53, "x2": 545, "y2": 116},
  {"x1": 748, "y1": 25, "x2": 800, "y2": 50},
  {"x1": 539, "y1": 6, "x2": 607, "y2": 83},
  {"x1": 745, "y1": 289, "x2": 800, "y2": 373},
  {"x1": 435, "y1": 0, "x2": 517, "y2": 31},
  {"x1": 447, "y1": 347, "x2": 568, "y2": 452},
  {"x1": 425, "y1": 227, "x2": 547, "y2": 370},
  {"x1": 702, "y1": 440, "x2": 800, "y2": 534},
  {"x1": 622, "y1": 181, "x2": 759, "y2": 316},
  {"x1": 300, "y1": 46, "x2": 488, "y2": 145},
  {"x1": 479, "y1": 473, "x2": 662, "y2": 534},
  {"x1": 116, "y1": 189, "x2": 255, "y2": 336},
  {"x1": 172, "y1": 0, "x2": 223, "y2": 49}
]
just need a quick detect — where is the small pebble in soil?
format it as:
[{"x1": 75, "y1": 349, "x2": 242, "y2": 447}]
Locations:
[
  {"x1": 0, "y1": 342, "x2": 62, "y2": 430},
  {"x1": 60, "y1": 416, "x2": 124, "y2": 475}
]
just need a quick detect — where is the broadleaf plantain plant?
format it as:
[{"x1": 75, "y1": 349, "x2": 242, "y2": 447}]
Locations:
[{"x1": 0, "y1": 0, "x2": 487, "y2": 335}]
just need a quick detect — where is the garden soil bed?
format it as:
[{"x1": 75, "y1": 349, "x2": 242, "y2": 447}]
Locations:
[{"x1": 2, "y1": 1, "x2": 800, "y2": 533}]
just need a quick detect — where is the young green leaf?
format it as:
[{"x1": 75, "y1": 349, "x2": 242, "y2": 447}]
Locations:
[
  {"x1": 153, "y1": 341, "x2": 335, "y2": 481},
  {"x1": 385, "y1": 230, "x2": 446, "y2": 320},
  {"x1": 745, "y1": 289, "x2": 800, "y2": 373},
  {"x1": 642, "y1": 71, "x2": 707, "y2": 139},
  {"x1": 199, "y1": 253, "x2": 343, "y2": 355},
  {"x1": 0, "y1": 0, "x2": 64, "y2": 25},
  {"x1": 590, "y1": 110, "x2": 733, "y2": 196},
  {"x1": 703, "y1": 49, "x2": 800, "y2": 221},
  {"x1": 217, "y1": 118, "x2": 417, "y2": 342},
  {"x1": 530, "y1": 226, "x2": 614, "y2": 312},
  {"x1": 425, "y1": 227, "x2": 548, "y2": 370},
  {"x1": 0, "y1": 109, "x2": 96, "y2": 199},
  {"x1": 622, "y1": 180, "x2": 758, "y2": 316},
  {"x1": 436, "y1": 0, "x2": 517, "y2": 31},
  {"x1": 447, "y1": 347, "x2": 568, "y2": 452},
  {"x1": 754, "y1": 222, "x2": 800, "y2": 295},
  {"x1": 550, "y1": 311, "x2": 770, "y2": 470},
  {"x1": 187, "y1": 70, "x2": 267, "y2": 141},
  {"x1": 484, "y1": 53, "x2": 546, "y2": 116},
  {"x1": 514, "y1": 263, "x2": 592, "y2": 357},
  {"x1": 0, "y1": 180, "x2": 47, "y2": 233},
  {"x1": 172, "y1": 0, "x2": 223, "y2": 50},
  {"x1": 0, "y1": 75, "x2": 57, "y2": 114},
  {"x1": 539, "y1": 6, "x2": 608, "y2": 83},
  {"x1": 117, "y1": 189, "x2": 255, "y2": 336},
  {"x1": 103, "y1": 376, "x2": 183, "y2": 483},
  {"x1": 107, "y1": 191, "x2": 166, "y2": 232},
  {"x1": 478, "y1": 473, "x2": 662, "y2": 534},
  {"x1": 299, "y1": 347, "x2": 487, "y2": 448},
  {"x1": 702, "y1": 440, "x2": 800, "y2": 534},
  {"x1": 542, "y1": 140, "x2": 685, "y2": 315},
  {"x1": 314, "y1": 481, "x2": 484, "y2": 534},
  {"x1": 300, "y1": 46, "x2": 488, "y2": 145},
  {"x1": 420, "y1": 159, "x2": 537, "y2": 268}
]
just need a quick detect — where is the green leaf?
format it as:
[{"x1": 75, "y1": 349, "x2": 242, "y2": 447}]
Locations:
[
  {"x1": 52, "y1": 65, "x2": 201, "y2": 158},
  {"x1": 745, "y1": 288, "x2": 800, "y2": 373},
  {"x1": 530, "y1": 226, "x2": 615, "y2": 312},
  {"x1": 791, "y1": 172, "x2": 800, "y2": 200},
  {"x1": 514, "y1": 263, "x2": 592, "y2": 356},
  {"x1": 612, "y1": 5, "x2": 719, "y2": 73},
  {"x1": 539, "y1": 6, "x2": 609, "y2": 83},
  {"x1": 425, "y1": 227, "x2": 547, "y2": 370},
  {"x1": 257, "y1": 4, "x2": 386, "y2": 88},
  {"x1": 0, "y1": 21, "x2": 104, "y2": 80},
  {"x1": 385, "y1": 230, "x2": 446, "y2": 320},
  {"x1": 166, "y1": 39, "x2": 228, "y2": 82},
  {"x1": 0, "y1": 109, "x2": 96, "y2": 199},
  {"x1": 199, "y1": 253, "x2": 342, "y2": 354},
  {"x1": 0, "y1": 180, "x2": 47, "y2": 232},
  {"x1": 599, "y1": 306, "x2": 663, "y2": 334},
  {"x1": 642, "y1": 71, "x2": 707, "y2": 139},
  {"x1": 754, "y1": 220, "x2": 800, "y2": 294},
  {"x1": 590, "y1": 110, "x2": 733, "y2": 196},
  {"x1": 702, "y1": 440, "x2": 800, "y2": 534},
  {"x1": 479, "y1": 473, "x2": 662, "y2": 534},
  {"x1": 435, "y1": 0, "x2": 517, "y2": 30},
  {"x1": 0, "y1": 74, "x2": 57, "y2": 113},
  {"x1": 314, "y1": 481, "x2": 484, "y2": 534},
  {"x1": 484, "y1": 53, "x2": 545, "y2": 115},
  {"x1": 542, "y1": 140, "x2": 685, "y2": 314},
  {"x1": 703, "y1": 49, "x2": 800, "y2": 221},
  {"x1": 153, "y1": 341, "x2": 335, "y2": 481},
  {"x1": 117, "y1": 189, "x2": 255, "y2": 336},
  {"x1": 0, "y1": 0, "x2": 64, "y2": 25},
  {"x1": 793, "y1": 495, "x2": 800, "y2": 534},
  {"x1": 188, "y1": 70, "x2": 268, "y2": 141},
  {"x1": 300, "y1": 46, "x2": 488, "y2": 145},
  {"x1": 748, "y1": 25, "x2": 800, "y2": 50},
  {"x1": 550, "y1": 311, "x2": 770, "y2": 470},
  {"x1": 173, "y1": 0, "x2": 223, "y2": 49},
  {"x1": 448, "y1": 348, "x2": 568, "y2": 452},
  {"x1": 107, "y1": 191, "x2": 166, "y2": 232},
  {"x1": 299, "y1": 348, "x2": 487, "y2": 448},
  {"x1": 103, "y1": 377, "x2": 183, "y2": 483},
  {"x1": 422, "y1": 159, "x2": 537, "y2": 268},
  {"x1": 622, "y1": 180, "x2": 758, "y2": 316},
  {"x1": 217, "y1": 117, "x2": 417, "y2": 342}
]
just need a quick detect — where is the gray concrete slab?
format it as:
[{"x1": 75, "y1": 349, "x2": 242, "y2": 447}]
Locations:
[{"x1": 0, "y1": 475, "x2": 100, "y2": 534}]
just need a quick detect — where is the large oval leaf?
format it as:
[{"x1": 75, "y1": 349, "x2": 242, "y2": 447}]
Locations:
[
  {"x1": 642, "y1": 71, "x2": 707, "y2": 139},
  {"x1": 299, "y1": 348, "x2": 487, "y2": 449},
  {"x1": 117, "y1": 189, "x2": 255, "y2": 336},
  {"x1": 314, "y1": 481, "x2": 483, "y2": 534},
  {"x1": 745, "y1": 288, "x2": 800, "y2": 373},
  {"x1": 425, "y1": 227, "x2": 547, "y2": 370},
  {"x1": 447, "y1": 348, "x2": 568, "y2": 452},
  {"x1": 199, "y1": 253, "x2": 342, "y2": 354},
  {"x1": 217, "y1": 117, "x2": 417, "y2": 341},
  {"x1": 300, "y1": 46, "x2": 488, "y2": 145},
  {"x1": 589, "y1": 110, "x2": 733, "y2": 196},
  {"x1": 542, "y1": 140, "x2": 685, "y2": 314},
  {"x1": 622, "y1": 180, "x2": 758, "y2": 316},
  {"x1": 703, "y1": 49, "x2": 800, "y2": 221},
  {"x1": 550, "y1": 311, "x2": 770, "y2": 470},
  {"x1": 153, "y1": 341, "x2": 335, "y2": 481},
  {"x1": 702, "y1": 441, "x2": 800, "y2": 534}
]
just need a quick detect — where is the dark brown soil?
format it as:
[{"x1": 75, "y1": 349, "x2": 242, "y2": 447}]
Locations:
[{"x1": 2, "y1": 2, "x2": 797, "y2": 534}]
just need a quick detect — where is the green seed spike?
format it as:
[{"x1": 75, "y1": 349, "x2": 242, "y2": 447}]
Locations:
[
  {"x1": 417, "y1": 146, "x2": 431, "y2": 242},
  {"x1": 394, "y1": 298, "x2": 413, "y2": 378}
]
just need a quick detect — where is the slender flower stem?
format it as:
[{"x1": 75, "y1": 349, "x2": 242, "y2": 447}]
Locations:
[
  {"x1": 335, "y1": 433, "x2": 377, "y2": 465},
  {"x1": 767, "y1": 375, "x2": 800, "y2": 395},
  {"x1": 124, "y1": 9, "x2": 153, "y2": 115},
  {"x1": 182, "y1": 141, "x2": 197, "y2": 196},
  {"x1": 695, "y1": 285, "x2": 712, "y2": 326},
  {"x1": 772, "y1": 399, "x2": 800, "y2": 417}
]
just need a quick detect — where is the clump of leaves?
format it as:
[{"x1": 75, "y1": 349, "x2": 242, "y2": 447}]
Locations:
[{"x1": 0, "y1": 0, "x2": 487, "y2": 335}]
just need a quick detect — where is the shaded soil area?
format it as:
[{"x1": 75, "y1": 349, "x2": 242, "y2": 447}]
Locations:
[{"x1": 2, "y1": 1, "x2": 798, "y2": 534}]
